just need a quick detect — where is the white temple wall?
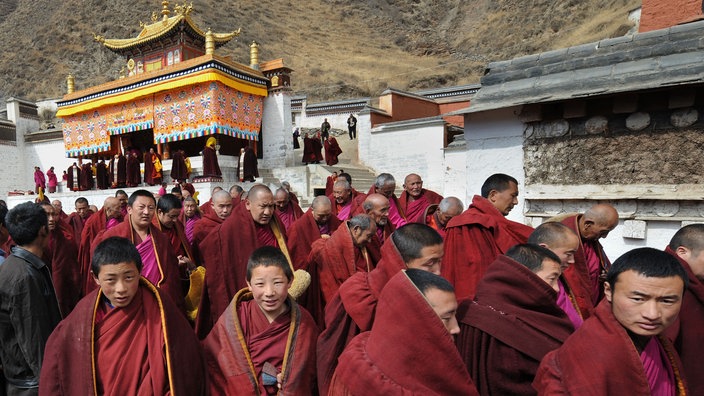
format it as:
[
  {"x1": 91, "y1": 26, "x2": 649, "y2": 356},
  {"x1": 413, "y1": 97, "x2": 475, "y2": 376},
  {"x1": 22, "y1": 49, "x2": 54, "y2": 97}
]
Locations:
[
  {"x1": 0, "y1": 142, "x2": 22, "y2": 198},
  {"x1": 261, "y1": 91, "x2": 293, "y2": 168},
  {"x1": 443, "y1": 137, "x2": 468, "y2": 205},
  {"x1": 296, "y1": 112, "x2": 354, "y2": 132}
]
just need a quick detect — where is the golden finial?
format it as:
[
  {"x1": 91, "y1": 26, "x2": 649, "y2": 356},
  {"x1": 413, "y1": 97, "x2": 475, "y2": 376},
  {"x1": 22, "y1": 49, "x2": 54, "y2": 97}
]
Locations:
[
  {"x1": 161, "y1": 0, "x2": 170, "y2": 22},
  {"x1": 150, "y1": 11, "x2": 159, "y2": 22},
  {"x1": 119, "y1": 66, "x2": 126, "y2": 79},
  {"x1": 92, "y1": 33, "x2": 105, "y2": 43},
  {"x1": 205, "y1": 29, "x2": 214, "y2": 55},
  {"x1": 67, "y1": 74, "x2": 75, "y2": 94},
  {"x1": 250, "y1": 41, "x2": 259, "y2": 69}
]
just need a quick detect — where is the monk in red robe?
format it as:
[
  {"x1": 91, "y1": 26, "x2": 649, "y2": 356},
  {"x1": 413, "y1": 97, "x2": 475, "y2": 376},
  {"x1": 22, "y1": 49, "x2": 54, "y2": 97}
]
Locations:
[
  {"x1": 198, "y1": 186, "x2": 222, "y2": 216},
  {"x1": 273, "y1": 187, "x2": 304, "y2": 231},
  {"x1": 67, "y1": 197, "x2": 93, "y2": 247},
  {"x1": 325, "y1": 171, "x2": 338, "y2": 196},
  {"x1": 307, "y1": 214, "x2": 377, "y2": 305},
  {"x1": 202, "y1": 136, "x2": 222, "y2": 177},
  {"x1": 442, "y1": 173, "x2": 534, "y2": 300},
  {"x1": 95, "y1": 159, "x2": 109, "y2": 190},
  {"x1": 312, "y1": 132, "x2": 324, "y2": 163},
  {"x1": 52, "y1": 200, "x2": 68, "y2": 222},
  {"x1": 457, "y1": 245, "x2": 578, "y2": 395},
  {"x1": 323, "y1": 136, "x2": 342, "y2": 166},
  {"x1": 664, "y1": 224, "x2": 704, "y2": 395},
  {"x1": 363, "y1": 173, "x2": 407, "y2": 229},
  {"x1": 203, "y1": 246, "x2": 318, "y2": 395},
  {"x1": 317, "y1": 223, "x2": 444, "y2": 395},
  {"x1": 79, "y1": 163, "x2": 94, "y2": 191},
  {"x1": 302, "y1": 133, "x2": 317, "y2": 164},
  {"x1": 40, "y1": 203, "x2": 81, "y2": 316},
  {"x1": 88, "y1": 190, "x2": 185, "y2": 313},
  {"x1": 154, "y1": 194, "x2": 197, "y2": 273},
  {"x1": 356, "y1": 193, "x2": 396, "y2": 263},
  {"x1": 236, "y1": 146, "x2": 259, "y2": 182},
  {"x1": 126, "y1": 151, "x2": 141, "y2": 187},
  {"x1": 420, "y1": 196, "x2": 464, "y2": 239},
  {"x1": 197, "y1": 184, "x2": 289, "y2": 337},
  {"x1": 191, "y1": 190, "x2": 232, "y2": 264},
  {"x1": 330, "y1": 269, "x2": 479, "y2": 395},
  {"x1": 78, "y1": 197, "x2": 123, "y2": 296},
  {"x1": 109, "y1": 153, "x2": 127, "y2": 188},
  {"x1": 170, "y1": 149, "x2": 188, "y2": 182},
  {"x1": 66, "y1": 163, "x2": 81, "y2": 191},
  {"x1": 399, "y1": 173, "x2": 443, "y2": 223},
  {"x1": 180, "y1": 196, "x2": 201, "y2": 245},
  {"x1": 534, "y1": 248, "x2": 688, "y2": 395},
  {"x1": 40, "y1": 237, "x2": 205, "y2": 395},
  {"x1": 115, "y1": 189, "x2": 129, "y2": 219},
  {"x1": 329, "y1": 179, "x2": 362, "y2": 221},
  {"x1": 556, "y1": 204, "x2": 618, "y2": 307},
  {"x1": 143, "y1": 149, "x2": 155, "y2": 186}
]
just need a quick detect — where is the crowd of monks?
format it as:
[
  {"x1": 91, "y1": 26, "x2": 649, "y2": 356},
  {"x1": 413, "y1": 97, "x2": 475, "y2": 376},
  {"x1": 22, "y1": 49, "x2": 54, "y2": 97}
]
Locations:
[{"x1": 0, "y1": 168, "x2": 700, "y2": 395}]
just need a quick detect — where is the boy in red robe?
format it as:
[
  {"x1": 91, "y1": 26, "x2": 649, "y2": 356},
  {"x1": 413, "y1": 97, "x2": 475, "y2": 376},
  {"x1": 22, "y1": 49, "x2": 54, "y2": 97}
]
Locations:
[
  {"x1": 203, "y1": 246, "x2": 318, "y2": 395},
  {"x1": 40, "y1": 237, "x2": 205, "y2": 395},
  {"x1": 534, "y1": 248, "x2": 688, "y2": 395}
]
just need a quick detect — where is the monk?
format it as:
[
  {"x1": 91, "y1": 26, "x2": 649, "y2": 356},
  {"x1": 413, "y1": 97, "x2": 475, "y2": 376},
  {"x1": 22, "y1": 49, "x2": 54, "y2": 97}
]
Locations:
[
  {"x1": 457, "y1": 244, "x2": 577, "y2": 395},
  {"x1": 40, "y1": 237, "x2": 206, "y2": 395},
  {"x1": 364, "y1": 173, "x2": 407, "y2": 228},
  {"x1": 203, "y1": 246, "x2": 318, "y2": 395},
  {"x1": 202, "y1": 136, "x2": 222, "y2": 177},
  {"x1": 79, "y1": 162, "x2": 94, "y2": 191},
  {"x1": 143, "y1": 148, "x2": 156, "y2": 186},
  {"x1": 357, "y1": 193, "x2": 396, "y2": 264},
  {"x1": 40, "y1": 202, "x2": 81, "y2": 316},
  {"x1": 154, "y1": 194, "x2": 196, "y2": 275},
  {"x1": 237, "y1": 146, "x2": 259, "y2": 182},
  {"x1": 179, "y1": 179, "x2": 196, "y2": 198},
  {"x1": 317, "y1": 223, "x2": 444, "y2": 395},
  {"x1": 66, "y1": 197, "x2": 93, "y2": 247},
  {"x1": 181, "y1": 196, "x2": 201, "y2": 245},
  {"x1": 399, "y1": 173, "x2": 443, "y2": 223},
  {"x1": 126, "y1": 151, "x2": 141, "y2": 187},
  {"x1": 534, "y1": 248, "x2": 688, "y2": 395},
  {"x1": 273, "y1": 187, "x2": 304, "y2": 231},
  {"x1": 302, "y1": 133, "x2": 317, "y2": 164},
  {"x1": 557, "y1": 203, "x2": 618, "y2": 305},
  {"x1": 329, "y1": 179, "x2": 361, "y2": 221},
  {"x1": 52, "y1": 199, "x2": 68, "y2": 221},
  {"x1": 88, "y1": 190, "x2": 184, "y2": 312},
  {"x1": 312, "y1": 132, "x2": 324, "y2": 163},
  {"x1": 229, "y1": 184, "x2": 244, "y2": 202},
  {"x1": 307, "y1": 214, "x2": 377, "y2": 305},
  {"x1": 197, "y1": 184, "x2": 288, "y2": 336},
  {"x1": 191, "y1": 190, "x2": 232, "y2": 263},
  {"x1": 115, "y1": 189, "x2": 128, "y2": 219},
  {"x1": 66, "y1": 162, "x2": 81, "y2": 191},
  {"x1": 441, "y1": 173, "x2": 534, "y2": 299},
  {"x1": 325, "y1": 171, "x2": 338, "y2": 197},
  {"x1": 421, "y1": 196, "x2": 464, "y2": 239},
  {"x1": 323, "y1": 136, "x2": 342, "y2": 166},
  {"x1": 664, "y1": 224, "x2": 704, "y2": 395},
  {"x1": 199, "y1": 186, "x2": 223, "y2": 216},
  {"x1": 108, "y1": 153, "x2": 127, "y2": 188},
  {"x1": 528, "y1": 221, "x2": 592, "y2": 319},
  {"x1": 281, "y1": 181, "x2": 299, "y2": 206},
  {"x1": 46, "y1": 166, "x2": 57, "y2": 193},
  {"x1": 330, "y1": 269, "x2": 479, "y2": 395},
  {"x1": 78, "y1": 197, "x2": 123, "y2": 295},
  {"x1": 170, "y1": 149, "x2": 188, "y2": 182},
  {"x1": 95, "y1": 159, "x2": 108, "y2": 189}
]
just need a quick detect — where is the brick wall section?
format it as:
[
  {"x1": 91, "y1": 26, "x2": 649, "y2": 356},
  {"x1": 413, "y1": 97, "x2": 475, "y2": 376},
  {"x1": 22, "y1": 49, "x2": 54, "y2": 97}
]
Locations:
[{"x1": 640, "y1": 0, "x2": 704, "y2": 32}]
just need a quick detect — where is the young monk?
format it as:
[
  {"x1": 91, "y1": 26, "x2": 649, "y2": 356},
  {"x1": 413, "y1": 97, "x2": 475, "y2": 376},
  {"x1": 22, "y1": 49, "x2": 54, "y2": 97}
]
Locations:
[
  {"x1": 203, "y1": 246, "x2": 318, "y2": 395},
  {"x1": 40, "y1": 236, "x2": 205, "y2": 395}
]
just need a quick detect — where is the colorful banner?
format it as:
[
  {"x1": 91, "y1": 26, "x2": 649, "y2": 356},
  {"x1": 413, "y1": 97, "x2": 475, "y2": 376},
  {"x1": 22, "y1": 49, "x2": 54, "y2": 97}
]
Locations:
[
  {"x1": 61, "y1": 110, "x2": 112, "y2": 157},
  {"x1": 106, "y1": 96, "x2": 154, "y2": 135}
]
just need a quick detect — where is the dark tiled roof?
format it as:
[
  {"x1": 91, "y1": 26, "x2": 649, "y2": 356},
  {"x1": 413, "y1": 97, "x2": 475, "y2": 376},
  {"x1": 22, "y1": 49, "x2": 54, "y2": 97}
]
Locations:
[{"x1": 461, "y1": 21, "x2": 704, "y2": 114}]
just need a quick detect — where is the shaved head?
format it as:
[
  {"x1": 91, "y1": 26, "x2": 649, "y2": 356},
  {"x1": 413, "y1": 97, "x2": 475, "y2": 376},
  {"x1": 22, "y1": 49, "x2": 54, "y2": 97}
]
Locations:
[
  {"x1": 245, "y1": 184, "x2": 275, "y2": 225},
  {"x1": 311, "y1": 195, "x2": 332, "y2": 211},
  {"x1": 311, "y1": 195, "x2": 333, "y2": 225},
  {"x1": 528, "y1": 222, "x2": 579, "y2": 269},
  {"x1": 212, "y1": 190, "x2": 233, "y2": 220},
  {"x1": 579, "y1": 204, "x2": 619, "y2": 241}
]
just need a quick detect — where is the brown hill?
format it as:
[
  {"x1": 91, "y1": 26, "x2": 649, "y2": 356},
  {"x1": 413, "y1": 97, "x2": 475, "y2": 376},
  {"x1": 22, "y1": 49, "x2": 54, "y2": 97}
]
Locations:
[{"x1": 0, "y1": 0, "x2": 638, "y2": 103}]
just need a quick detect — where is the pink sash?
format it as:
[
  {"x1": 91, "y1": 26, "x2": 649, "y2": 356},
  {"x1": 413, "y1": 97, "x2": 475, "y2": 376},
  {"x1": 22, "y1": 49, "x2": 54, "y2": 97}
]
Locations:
[
  {"x1": 185, "y1": 216, "x2": 199, "y2": 244},
  {"x1": 640, "y1": 337, "x2": 676, "y2": 396},
  {"x1": 137, "y1": 234, "x2": 160, "y2": 285},
  {"x1": 556, "y1": 280, "x2": 583, "y2": 329},
  {"x1": 106, "y1": 218, "x2": 119, "y2": 231},
  {"x1": 388, "y1": 198, "x2": 407, "y2": 228},
  {"x1": 337, "y1": 202, "x2": 352, "y2": 221},
  {"x1": 318, "y1": 223, "x2": 330, "y2": 236}
]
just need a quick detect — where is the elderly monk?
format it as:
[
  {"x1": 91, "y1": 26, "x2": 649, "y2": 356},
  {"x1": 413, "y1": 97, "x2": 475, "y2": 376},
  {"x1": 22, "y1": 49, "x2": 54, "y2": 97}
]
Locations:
[
  {"x1": 40, "y1": 202, "x2": 81, "y2": 316},
  {"x1": 442, "y1": 173, "x2": 534, "y2": 300},
  {"x1": 192, "y1": 190, "x2": 232, "y2": 262},
  {"x1": 229, "y1": 184, "x2": 244, "y2": 202},
  {"x1": 67, "y1": 197, "x2": 93, "y2": 248},
  {"x1": 78, "y1": 197, "x2": 123, "y2": 295},
  {"x1": 317, "y1": 223, "x2": 444, "y2": 395},
  {"x1": 364, "y1": 173, "x2": 407, "y2": 229},
  {"x1": 308, "y1": 214, "x2": 377, "y2": 306},
  {"x1": 40, "y1": 237, "x2": 205, "y2": 395},
  {"x1": 274, "y1": 187, "x2": 304, "y2": 231},
  {"x1": 535, "y1": 248, "x2": 688, "y2": 394},
  {"x1": 154, "y1": 194, "x2": 196, "y2": 275},
  {"x1": 330, "y1": 269, "x2": 479, "y2": 395},
  {"x1": 399, "y1": 173, "x2": 443, "y2": 223},
  {"x1": 52, "y1": 199, "x2": 68, "y2": 221},
  {"x1": 558, "y1": 203, "x2": 618, "y2": 305},
  {"x1": 197, "y1": 184, "x2": 288, "y2": 337},
  {"x1": 664, "y1": 224, "x2": 704, "y2": 395},
  {"x1": 180, "y1": 196, "x2": 201, "y2": 245},
  {"x1": 421, "y1": 196, "x2": 464, "y2": 239},
  {"x1": 281, "y1": 181, "x2": 299, "y2": 206},
  {"x1": 457, "y1": 244, "x2": 578, "y2": 395},
  {"x1": 115, "y1": 189, "x2": 129, "y2": 219},
  {"x1": 358, "y1": 193, "x2": 395, "y2": 263},
  {"x1": 89, "y1": 190, "x2": 184, "y2": 312},
  {"x1": 329, "y1": 179, "x2": 361, "y2": 221},
  {"x1": 199, "y1": 186, "x2": 223, "y2": 216},
  {"x1": 529, "y1": 221, "x2": 592, "y2": 320}
]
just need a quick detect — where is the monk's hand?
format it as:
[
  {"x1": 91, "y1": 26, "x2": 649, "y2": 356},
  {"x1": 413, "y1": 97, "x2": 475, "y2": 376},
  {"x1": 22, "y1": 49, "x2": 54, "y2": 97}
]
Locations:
[
  {"x1": 178, "y1": 255, "x2": 196, "y2": 272},
  {"x1": 276, "y1": 373, "x2": 283, "y2": 390},
  {"x1": 321, "y1": 234, "x2": 331, "y2": 239}
]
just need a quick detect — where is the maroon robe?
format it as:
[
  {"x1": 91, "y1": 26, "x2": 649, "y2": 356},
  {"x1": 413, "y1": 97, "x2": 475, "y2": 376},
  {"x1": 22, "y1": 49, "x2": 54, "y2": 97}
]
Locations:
[
  {"x1": 325, "y1": 175, "x2": 337, "y2": 197},
  {"x1": 329, "y1": 271, "x2": 479, "y2": 395},
  {"x1": 67, "y1": 212, "x2": 92, "y2": 249},
  {"x1": 534, "y1": 300, "x2": 686, "y2": 395},
  {"x1": 312, "y1": 138, "x2": 324, "y2": 162},
  {"x1": 317, "y1": 236, "x2": 406, "y2": 395},
  {"x1": 288, "y1": 210, "x2": 342, "y2": 271},
  {"x1": 66, "y1": 165, "x2": 81, "y2": 191},
  {"x1": 79, "y1": 164, "x2": 94, "y2": 191},
  {"x1": 203, "y1": 289, "x2": 318, "y2": 395},
  {"x1": 143, "y1": 152, "x2": 155, "y2": 185},
  {"x1": 95, "y1": 160, "x2": 108, "y2": 190},
  {"x1": 108, "y1": 154, "x2": 127, "y2": 187},
  {"x1": 40, "y1": 279, "x2": 206, "y2": 395},
  {"x1": 324, "y1": 137, "x2": 342, "y2": 166},
  {"x1": 329, "y1": 191, "x2": 363, "y2": 222},
  {"x1": 664, "y1": 246, "x2": 704, "y2": 395},
  {"x1": 236, "y1": 147, "x2": 259, "y2": 181},
  {"x1": 78, "y1": 208, "x2": 121, "y2": 295},
  {"x1": 302, "y1": 136, "x2": 317, "y2": 164},
  {"x1": 421, "y1": 204, "x2": 448, "y2": 238},
  {"x1": 198, "y1": 198, "x2": 214, "y2": 217},
  {"x1": 456, "y1": 255, "x2": 576, "y2": 395},
  {"x1": 441, "y1": 195, "x2": 533, "y2": 300},
  {"x1": 43, "y1": 220, "x2": 81, "y2": 316},
  {"x1": 191, "y1": 210, "x2": 223, "y2": 264},
  {"x1": 202, "y1": 145, "x2": 222, "y2": 177},
  {"x1": 126, "y1": 154, "x2": 141, "y2": 187},
  {"x1": 170, "y1": 151, "x2": 188, "y2": 181},
  {"x1": 276, "y1": 200, "x2": 304, "y2": 232},
  {"x1": 398, "y1": 188, "x2": 443, "y2": 223}
]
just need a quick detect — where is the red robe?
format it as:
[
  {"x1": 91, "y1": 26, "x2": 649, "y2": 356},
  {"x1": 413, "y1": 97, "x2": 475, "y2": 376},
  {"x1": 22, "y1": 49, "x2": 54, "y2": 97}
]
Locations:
[
  {"x1": 89, "y1": 220, "x2": 185, "y2": 313},
  {"x1": 302, "y1": 136, "x2": 317, "y2": 164},
  {"x1": 421, "y1": 204, "x2": 448, "y2": 239},
  {"x1": 108, "y1": 154, "x2": 127, "y2": 187},
  {"x1": 79, "y1": 164, "x2": 94, "y2": 190},
  {"x1": 43, "y1": 220, "x2": 81, "y2": 316},
  {"x1": 143, "y1": 152, "x2": 155, "y2": 185},
  {"x1": 170, "y1": 151, "x2": 188, "y2": 181},
  {"x1": 307, "y1": 222, "x2": 374, "y2": 305},
  {"x1": 534, "y1": 300, "x2": 686, "y2": 395},
  {"x1": 441, "y1": 195, "x2": 533, "y2": 300},
  {"x1": 329, "y1": 191, "x2": 363, "y2": 222},
  {"x1": 561, "y1": 214, "x2": 609, "y2": 315},
  {"x1": 317, "y1": 236, "x2": 406, "y2": 396},
  {"x1": 198, "y1": 199, "x2": 214, "y2": 217},
  {"x1": 202, "y1": 145, "x2": 222, "y2": 177},
  {"x1": 312, "y1": 138, "x2": 324, "y2": 162},
  {"x1": 456, "y1": 255, "x2": 577, "y2": 395},
  {"x1": 664, "y1": 246, "x2": 704, "y2": 395},
  {"x1": 276, "y1": 200, "x2": 304, "y2": 232},
  {"x1": 95, "y1": 161, "x2": 108, "y2": 190},
  {"x1": 126, "y1": 154, "x2": 141, "y2": 186},
  {"x1": 191, "y1": 210, "x2": 223, "y2": 264},
  {"x1": 324, "y1": 137, "x2": 342, "y2": 166},
  {"x1": 78, "y1": 208, "x2": 121, "y2": 295},
  {"x1": 203, "y1": 289, "x2": 318, "y2": 395},
  {"x1": 40, "y1": 279, "x2": 206, "y2": 395},
  {"x1": 398, "y1": 188, "x2": 443, "y2": 223},
  {"x1": 330, "y1": 271, "x2": 479, "y2": 395},
  {"x1": 67, "y1": 212, "x2": 92, "y2": 249}
]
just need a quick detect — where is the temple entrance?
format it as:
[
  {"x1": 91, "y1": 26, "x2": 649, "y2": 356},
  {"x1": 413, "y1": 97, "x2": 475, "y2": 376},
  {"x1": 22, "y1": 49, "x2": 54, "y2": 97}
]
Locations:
[{"x1": 166, "y1": 135, "x2": 255, "y2": 158}]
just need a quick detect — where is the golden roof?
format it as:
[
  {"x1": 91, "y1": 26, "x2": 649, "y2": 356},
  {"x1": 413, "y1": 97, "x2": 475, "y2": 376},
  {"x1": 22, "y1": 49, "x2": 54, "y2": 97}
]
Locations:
[{"x1": 93, "y1": 3, "x2": 240, "y2": 52}]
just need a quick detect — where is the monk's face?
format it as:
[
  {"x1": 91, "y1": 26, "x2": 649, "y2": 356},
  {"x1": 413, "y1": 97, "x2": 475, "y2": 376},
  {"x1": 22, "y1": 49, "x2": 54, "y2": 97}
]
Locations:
[
  {"x1": 406, "y1": 244, "x2": 443, "y2": 275},
  {"x1": 158, "y1": 208, "x2": 180, "y2": 229},
  {"x1": 403, "y1": 174, "x2": 423, "y2": 198},
  {"x1": 104, "y1": 200, "x2": 122, "y2": 220},
  {"x1": 312, "y1": 205, "x2": 332, "y2": 225},
  {"x1": 332, "y1": 185, "x2": 351, "y2": 205},
  {"x1": 676, "y1": 246, "x2": 704, "y2": 280},
  {"x1": 543, "y1": 233, "x2": 579, "y2": 271},
  {"x1": 246, "y1": 191, "x2": 276, "y2": 225},
  {"x1": 212, "y1": 196, "x2": 233, "y2": 221},
  {"x1": 128, "y1": 196, "x2": 156, "y2": 229},
  {"x1": 534, "y1": 259, "x2": 562, "y2": 292},
  {"x1": 247, "y1": 265, "x2": 292, "y2": 323},
  {"x1": 93, "y1": 262, "x2": 140, "y2": 308},
  {"x1": 42, "y1": 205, "x2": 57, "y2": 231},
  {"x1": 424, "y1": 287, "x2": 460, "y2": 337},
  {"x1": 377, "y1": 182, "x2": 396, "y2": 199},
  {"x1": 75, "y1": 201, "x2": 90, "y2": 219},
  {"x1": 116, "y1": 194, "x2": 128, "y2": 209},
  {"x1": 605, "y1": 270, "x2": 684, "y2": 338},
  {"x1": 367, "y1": 200, "x2": 390, "y2": 227},
  {"x1": 274, "y1": 191, "x2": 289, "y2": 210},
  {"x1": 581, "y1": 219, "x2": 617, "y2": 241},
  {"x1": 350, "y1": 223, "x2": 376, "y2": 248},
  {"x1": 488, "y1": 181, "x2": 518, "y2": 216},
  {"x1": 52, "y1": 200, "x2": 63, "y2": 213},
  {"x1": 183, "y1": 200, "x2": 198, "y2": 218}
]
